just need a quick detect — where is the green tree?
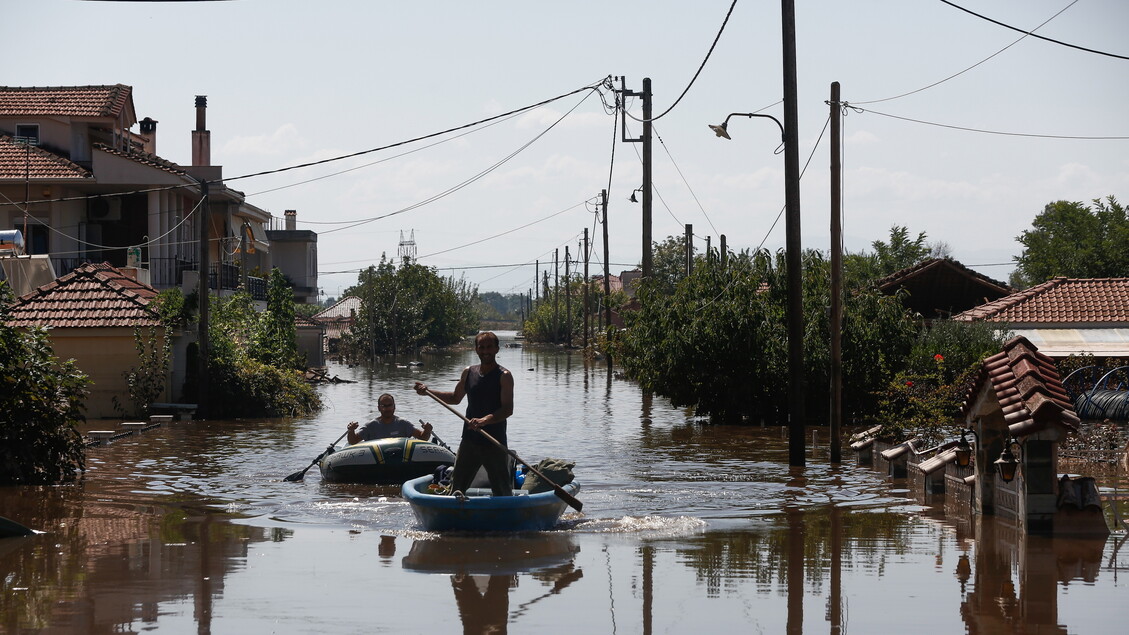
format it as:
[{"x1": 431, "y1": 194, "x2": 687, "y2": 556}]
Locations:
[
  {"x1": 1012, "y1": 196, "x2": 1127, "y2": 288},
  {"x1": 342, "y1": 256, "x2": 478, "y2": 359},
  {"x1": 0, "y1": 282, "x2": 88, "y2": 484},
  {"x1": 613, "y1": 248, "x2": 919, "y2": 423},
  {"x1": 113, "y1": 326, "x2": 171, "y2": 418},
  {"x1": 251, "y1": 268, "x2": 301, "y2": 369},
  {"x1": 192, "y1": 289, "x2": 322, "y2": 418}
]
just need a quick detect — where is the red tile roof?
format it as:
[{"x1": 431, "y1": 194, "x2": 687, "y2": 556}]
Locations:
[
  {"x1": 0, "y1": 85, "x2": 134, "y2": 120},
  {"x1": 962, "y1": 336, "x2": 1079, "y2": 436},
  {"x1": 94, "y1": 142, "x2": 187, "y2": 176},
  {"x1": 6, "y1": 262, "x2": 161, "y2": 329},
  {"x1": 0, "y1": 135, "x2": 92, "y2": 180},
  {"x1": 953, "y1": 277, "x2": 1129, "y2": 325},
  {"x1": 877, "y1": 258, "x2": 1013, "y2": 319}
]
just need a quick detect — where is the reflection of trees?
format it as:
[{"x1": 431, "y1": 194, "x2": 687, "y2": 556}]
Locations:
[{"x1": 671, "y1": 507, "x2": 920, "y2": 597}]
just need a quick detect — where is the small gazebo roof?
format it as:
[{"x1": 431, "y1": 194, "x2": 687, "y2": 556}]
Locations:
[{"x1": 961, "y1": 335, "x2": 1079, "y2": 437}]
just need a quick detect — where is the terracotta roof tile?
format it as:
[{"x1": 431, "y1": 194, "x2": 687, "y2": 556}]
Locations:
[
  {"x1": 312, "y1": 296, "x2": 361, "y2": 321},
  {"x1": 6, "y1": 262, "x2": 161, "y2": 329},
  {"x1": 953, "y1": 278, "x2": 1129, "y2": 324},
  {"x1": 0, "y1": 135, "x2": 92, "y2": 180},
  {"x1": 94, "y1": 142, "x2": 187, "y2": 176},
  {"x1": 0, "y1": 85, "x2": 133, "y2": 119},
  {"x1": 961, "y1": 336, "x2": 1079, "y2": 436}
]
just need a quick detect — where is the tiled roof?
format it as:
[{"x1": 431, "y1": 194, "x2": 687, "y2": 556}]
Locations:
[
  {"x1": 0, "y1": 85, "x2": 134, "y2": 119},
  {"x1": 953, "y1": 277, "x2": 1129, "y2": 325},
  {"x1": 6, "y1": 262, "x2": 161, "y2": 329},
  {"x1": 94, "y1": 142, "x2": 187, "y2": 176},
  {"x1": 0, "y1": 135, "x2": 92, "y2": 180},
  {"x1": 312, "y1": 296, "x2": 361, "y2": 321},
  {"x1": 877, "y1": 258, "x2": 1013, "y2": 320},
  {"x1": 961, "y1": 336, "x2": 1079, "y2": 436}
]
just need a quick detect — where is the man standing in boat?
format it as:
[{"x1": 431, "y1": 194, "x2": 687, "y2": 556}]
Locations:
[
  {"x1": 346, "y1": 394, "x2": 433, "y2": 444},
  {"x1": 415, "y1": 331, "x2": 514, "y2": 497}
]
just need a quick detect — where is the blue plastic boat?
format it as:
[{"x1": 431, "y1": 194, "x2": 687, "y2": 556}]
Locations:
[{"x1": 402, "y1": 474, "x2": 580, "y2": 531}]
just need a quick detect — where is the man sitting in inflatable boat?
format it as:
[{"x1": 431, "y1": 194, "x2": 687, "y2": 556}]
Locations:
[{"x1": 346, "y1": 393, "x2": 433, "y2": 444}]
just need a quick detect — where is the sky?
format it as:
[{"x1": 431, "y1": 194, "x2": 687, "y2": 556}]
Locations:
[{"x1": 5, "y1": 0, "x2": 1127, "y2": 299}]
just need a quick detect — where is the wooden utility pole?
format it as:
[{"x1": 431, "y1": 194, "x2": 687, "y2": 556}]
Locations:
[
  {"x1": 721, "y1": 234, "x2": 727, "y2": 269},
  {"x1": 583, "y1": 227, "x2": 590, "y2": 349},
  {"x1": 782, "y1": 0, "x2": 806, "y2": 467},
  {"x1": 830, "y1": 81, "x2": 844, "y2": 463},
  {"x1": 601, "y1": 189, "x2": 611, "y2": 340},
  {"x1": 553, "y1": 248, "x2": 559, "y2": 343},
  {"x1": 565, "y1": 246, "x2": 572, "y2": 346},
  {"x1": 684, "y1": 224, "x2": 693, "y2": 276},
  {"x1": 196, "y1": 180, "x2": 210, "y2": 419}
]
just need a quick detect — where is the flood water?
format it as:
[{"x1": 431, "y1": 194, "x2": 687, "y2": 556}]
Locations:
[{"x1": 2, "y1": 332, "x2": 1126, "y2": 634}]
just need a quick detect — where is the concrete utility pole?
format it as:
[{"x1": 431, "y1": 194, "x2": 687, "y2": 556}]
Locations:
[
  {"x1": 618, "y1": 78, "x2": 652, "y2": 278},
  {"x1": 782, "y1": 0, "x2": 806, "y2": 467},
  {"x1": 830, "y1": 81, "x2": 843, "y2": 464}
]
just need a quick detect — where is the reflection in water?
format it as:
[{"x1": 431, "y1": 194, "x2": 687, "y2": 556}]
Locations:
[
  {"x1": 402, "y1": 534, "x2": 582, "y2": 634},
  {"x1": 0, "y1": 343, "x2": 1124, "y2": 633}
]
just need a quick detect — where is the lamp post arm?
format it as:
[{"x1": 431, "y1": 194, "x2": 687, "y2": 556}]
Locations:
[{"x1": 725, "y1": 112, "x2": 785, "y2": 141}]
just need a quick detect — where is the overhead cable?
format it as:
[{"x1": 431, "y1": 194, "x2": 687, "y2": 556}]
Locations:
[
  {"x1": 940, "y1": 0, "x2": 1129, "y2": 61},
  {"x1": 856, "y1": 0, "x2": 1080, "y2": 105}
]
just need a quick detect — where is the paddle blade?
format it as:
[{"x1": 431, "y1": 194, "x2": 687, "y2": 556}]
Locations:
[
  {"x1": 556, "y1": 489, "x2": 583, "y2": 512},
  {"x1": 283, "y1": 470, "x2": 306, "y2": 482}
]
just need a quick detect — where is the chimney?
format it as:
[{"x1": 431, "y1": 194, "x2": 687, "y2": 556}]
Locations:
[
  {"x1": 191, "y1": 95, "x2": 210, "y2": 167},
  {"x1": 284, "y1": 209, "x2": 297, "y2": 230},
  {"x1": 139, "y1": 117, "x2": 158, "y2": 154}
]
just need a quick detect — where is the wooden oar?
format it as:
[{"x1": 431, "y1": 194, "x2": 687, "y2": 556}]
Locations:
[
  {"x1": 422, "y1": 388, "x2": 583, "y2": 512},
  {"x1": 284, "y1": 431, "x2": 348, "y2": 482}
]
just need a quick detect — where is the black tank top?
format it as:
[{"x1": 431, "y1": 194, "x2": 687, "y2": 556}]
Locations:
[{"x1": 464, "y1": 364, "x2": 507, "y2": 446}]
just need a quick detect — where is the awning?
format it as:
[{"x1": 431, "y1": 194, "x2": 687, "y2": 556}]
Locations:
[{"x1": 1008, "y1": 328, "x2": 1129, "y2": 358}]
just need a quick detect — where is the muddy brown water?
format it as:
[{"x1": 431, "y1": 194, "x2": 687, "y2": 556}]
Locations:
[{"x1": 2, "y1": 332, "x2": 1126, "y2": 633}]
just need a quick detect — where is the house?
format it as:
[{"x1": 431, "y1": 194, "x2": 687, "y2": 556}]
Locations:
[
  {"x1": 4, "y1": 262, "x2": 183, "y2": 419},
  {"x1": 295, "y1": 312, "x2": 325, "y2": 368},
  {"x1": 266, "y1": 210, "x2": 318, "y2": 304},
  {"x1": 312, "y1": 295, "x2": 361, "y2": 357},
  {"x1": 876, "y1": 257, "x2": 1012, "y2": 321},
  {"x1": 0, "y1": 85, "x2": 289, "y2": 302},
  {"x1": 953, "y1": 277, "x2": 1129, "y2": 359}
]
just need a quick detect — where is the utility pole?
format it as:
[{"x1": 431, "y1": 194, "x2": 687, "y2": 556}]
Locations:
[
  {"x1": 782, "y1": 0, "x2": 806, "y2": 467},
  {"x1": 553, "y1": 248, "x2": 560, "y2": 343},
  {"x1": 583, "y1": 227, "x2": 590, "y2": 350},
  {"x1": 721, "y1": 234, "x2": 728, "y2": 269},
  {"x1": 601, "y1": 189, "x2": 611, "y2": 344},
  {"x1": 684, "y1": 224, "x2": 693, "y2": 276},
  {"x1": 830, "y1": 81, "x2": 843, "y2": 464},
  {"x1": 196, "y1": 180, "x2": 210, "y2": 419},
  {"x1": 618, "y1": 78, "x2": 653, "y2": 278},
  {"x1": 565, "y1": 245, "x2": 572, "y2": 346}
]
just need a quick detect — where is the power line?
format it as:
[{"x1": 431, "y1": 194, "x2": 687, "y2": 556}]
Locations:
[
  {"x1": 855, "y1": 0, "x2": 1080, "y2": 105},
  {"x1": 852, "y1": 106, "x2": 1129, "y2": 140},
  {"x1": 940, "y1": 0, "x2": 1129, "y2": 61}
]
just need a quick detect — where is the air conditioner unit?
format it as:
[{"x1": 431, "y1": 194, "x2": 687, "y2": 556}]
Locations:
[{"x1": 87, "y1": 197, "x2": 121, "y2": 221}]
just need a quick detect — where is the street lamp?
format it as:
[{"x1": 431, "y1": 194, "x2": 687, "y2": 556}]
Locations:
[
  {"x1": 708, "y1": 112, "x2": 785, "y2": 147},
  {"x1": 708, "y1": 108, "x2": 804, "y2": 467}
]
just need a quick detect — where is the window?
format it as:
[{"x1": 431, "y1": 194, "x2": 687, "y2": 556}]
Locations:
[{"x1": 15, "y1": 124, "x2": 39, "y2": 145}]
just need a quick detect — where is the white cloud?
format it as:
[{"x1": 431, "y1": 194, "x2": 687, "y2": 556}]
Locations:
[{"x1": 222, "y1": 123, "x2": 306, "y2": 156}]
